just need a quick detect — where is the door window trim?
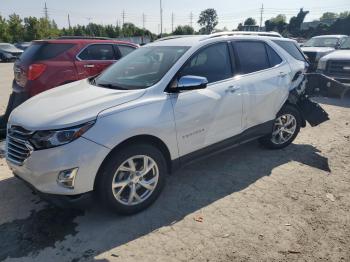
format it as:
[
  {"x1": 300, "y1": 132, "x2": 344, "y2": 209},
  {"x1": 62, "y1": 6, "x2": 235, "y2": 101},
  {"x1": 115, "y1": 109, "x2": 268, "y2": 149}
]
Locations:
[
  {"x1": 231, "y1": 40, "x2": 286, "y2": 77},
  {"x1": 76, "y1": 43, "x2": 119, "y2": 62},
  {"x1": 165, "y1": 41, "x2": 236, "y2": 92}
]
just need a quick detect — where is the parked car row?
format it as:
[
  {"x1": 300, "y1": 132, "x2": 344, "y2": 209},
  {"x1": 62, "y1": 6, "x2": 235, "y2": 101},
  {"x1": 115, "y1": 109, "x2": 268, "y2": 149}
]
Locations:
[
  {"x1": 0, "y1": 37, "x2": 138, "y2": 135},
  {"x1": 0, "y1": 43, "x2": 23, "y2": 62},
  {"x1": 4, "y1": 33, "x2": 331, "y2": 214}
]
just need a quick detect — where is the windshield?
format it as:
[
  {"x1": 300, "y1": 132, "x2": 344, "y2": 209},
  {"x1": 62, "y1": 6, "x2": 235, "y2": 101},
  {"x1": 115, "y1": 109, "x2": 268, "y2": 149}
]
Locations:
[
  {"x1": 340, "y1": 38, "x2": 350, "y2": 49},
  {"x1": 303, "y1": 37, "x2": 339, "y2": 48},
  {"x1": 0, "y1": 44, "x2": 17, "y2": 51},
  {"x1": 94, "y1": 46, "x2": 190, "y2": 90}
]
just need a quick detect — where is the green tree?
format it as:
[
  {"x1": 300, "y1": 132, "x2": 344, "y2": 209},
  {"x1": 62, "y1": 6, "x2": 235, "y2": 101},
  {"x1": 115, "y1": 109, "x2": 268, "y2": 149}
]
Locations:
[
  {"x1": 288, "y1": 8, "x2": 309, "y2": 36},
  {"x1": 198, "y1": 8, "x2": 218, "y2": 34},
  {"x1": 23, "y1": 17, "x2": 40, "y2": 41},
  {"x1": 173, "y1": 25, "x2": 194, "y2": 35},
  {"x1": 0, "y1": 14, "x2": 11, "y2": 42},
  {"x1": 7, "y1": 13, "x2": 24, "y2": 42},
  {"x1": 265, "y1": 14, "x2": 287, "y2": 33},
  {"x1": 244, "y1": 17, "x2": 256, "y2": 26},
  {"x1": 320, "y1": 12, "x2": 338, "y2": 21},
  {"x1": 339, "y1": 11, "x2": 350, "y2": 18}
]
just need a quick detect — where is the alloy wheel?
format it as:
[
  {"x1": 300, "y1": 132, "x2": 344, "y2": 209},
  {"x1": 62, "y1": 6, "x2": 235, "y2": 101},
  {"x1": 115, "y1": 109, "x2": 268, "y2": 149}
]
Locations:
[
  {"x1": 271, "y1": 114, "x2": 297, "y2": 145},
  {"x1": 111, "y1": 155, "x2": 159, "y2": 206}
]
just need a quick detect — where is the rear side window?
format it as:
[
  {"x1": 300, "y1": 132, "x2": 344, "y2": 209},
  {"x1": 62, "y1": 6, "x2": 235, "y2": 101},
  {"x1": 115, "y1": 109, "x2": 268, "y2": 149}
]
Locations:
[
  {"x1": 78, "y1": 44, "x2": 116, "y2": 60},
  {"x1": 272, "y1": 40, "x2": 306, "y2": 61},
  {"x1": 266, "y1": 45, "x2": 283, "y2": 67},
  {"x1": 19, "y1": 43, "x2": 75, "y2": 62},
  {"x1": 179, "y1": 42, "x2": 232, "y2": 83},
  {"x1": 118, "y1": 45, "x2": 136, "y2": 57},
  {"x1": 234, "y1": 41, "x2": 270, "y2": 74}
]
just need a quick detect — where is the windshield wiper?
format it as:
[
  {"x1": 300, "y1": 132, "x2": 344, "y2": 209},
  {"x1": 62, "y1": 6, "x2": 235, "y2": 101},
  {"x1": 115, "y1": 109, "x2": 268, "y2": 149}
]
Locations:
[{"x1": 96, "y1": 83, "x2": 129, "y2": 90}]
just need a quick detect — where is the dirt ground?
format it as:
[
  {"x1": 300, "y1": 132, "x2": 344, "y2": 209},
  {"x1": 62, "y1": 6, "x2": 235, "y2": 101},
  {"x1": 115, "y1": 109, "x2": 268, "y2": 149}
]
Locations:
[{"x1": 0, "y1": 62, "x2": 349, "y2": 262}]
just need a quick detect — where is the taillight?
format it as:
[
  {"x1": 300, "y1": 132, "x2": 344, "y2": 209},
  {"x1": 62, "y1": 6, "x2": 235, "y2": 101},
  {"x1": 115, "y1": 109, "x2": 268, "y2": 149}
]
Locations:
[{"x1": 27, "y1": 64, "x2": 47, "y2": 80}]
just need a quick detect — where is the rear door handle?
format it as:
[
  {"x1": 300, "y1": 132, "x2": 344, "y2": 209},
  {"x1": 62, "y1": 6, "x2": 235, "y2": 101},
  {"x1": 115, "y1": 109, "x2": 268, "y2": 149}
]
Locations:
[
  {"x1": 226, "y1": 86, "x2": 240, "y2": 94},
  {"x1": 84, "y1": 64, "x2": 95, "y2": 68}
]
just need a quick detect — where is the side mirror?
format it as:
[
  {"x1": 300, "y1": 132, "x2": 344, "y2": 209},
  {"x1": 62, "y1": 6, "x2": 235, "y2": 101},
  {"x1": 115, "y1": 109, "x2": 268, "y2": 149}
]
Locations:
[{"x1": 176, "y1": 75, "x2": 208, "y2": 91}]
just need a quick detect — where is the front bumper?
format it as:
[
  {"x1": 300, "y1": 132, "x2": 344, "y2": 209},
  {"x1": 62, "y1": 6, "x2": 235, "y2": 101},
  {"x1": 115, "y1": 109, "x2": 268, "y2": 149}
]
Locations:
[{"x1": 6, "y1": 137, "x2": 110, "y2": 196}]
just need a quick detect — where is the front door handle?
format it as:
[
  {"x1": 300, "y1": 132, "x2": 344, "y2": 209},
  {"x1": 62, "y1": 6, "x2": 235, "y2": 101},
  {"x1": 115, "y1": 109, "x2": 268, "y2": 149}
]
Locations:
[
  {"x1": 84, "y1": 64, "x2": 95, "y2": 68},
  {"x1": 226, "y1": 86, "x2": 240, "y2": 94}
]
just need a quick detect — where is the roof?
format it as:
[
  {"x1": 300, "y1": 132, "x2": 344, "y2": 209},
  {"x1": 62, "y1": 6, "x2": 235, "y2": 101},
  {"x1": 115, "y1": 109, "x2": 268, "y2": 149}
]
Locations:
[
  {"x1": 32, "y1": 38, "x2": 138, "y2": 47},
  {"x1": 312, "y1": 35, "x2": 348, "y2": 39}
]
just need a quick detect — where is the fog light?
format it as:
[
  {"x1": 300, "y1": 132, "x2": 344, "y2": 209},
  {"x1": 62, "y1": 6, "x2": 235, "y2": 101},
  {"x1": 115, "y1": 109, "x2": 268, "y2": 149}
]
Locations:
[{"x1": 57, "y1": 168, "x2": 78, "y2": 189}]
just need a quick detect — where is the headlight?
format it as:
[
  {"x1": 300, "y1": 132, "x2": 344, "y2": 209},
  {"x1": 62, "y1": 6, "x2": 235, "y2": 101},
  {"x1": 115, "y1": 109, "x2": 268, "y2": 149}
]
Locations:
[
  {"x1": 29, "y1": 121, "x2": 95, "y2": 150},
  {"x1": 317, "y1": 59, "x2": 327, "y2": 71}
]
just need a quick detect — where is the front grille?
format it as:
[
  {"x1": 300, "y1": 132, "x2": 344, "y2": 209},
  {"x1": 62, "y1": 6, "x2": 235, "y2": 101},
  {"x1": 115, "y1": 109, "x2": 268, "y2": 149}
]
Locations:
[
  {"x1": 327, "y1": 60, "x2": 350, "y2": 77},
  {"x1": 6, "y1": 126, "x2": 34, "y2": 166}
]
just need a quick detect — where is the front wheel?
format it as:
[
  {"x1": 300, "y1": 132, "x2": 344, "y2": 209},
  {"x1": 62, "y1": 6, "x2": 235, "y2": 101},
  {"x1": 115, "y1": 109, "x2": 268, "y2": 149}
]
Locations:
[
  {"x1": 259, "y1": 105, "x2": 301, "y2": 149},
  {"x1": 97, "y1": 144, "x2": 167, "y2": 215}
]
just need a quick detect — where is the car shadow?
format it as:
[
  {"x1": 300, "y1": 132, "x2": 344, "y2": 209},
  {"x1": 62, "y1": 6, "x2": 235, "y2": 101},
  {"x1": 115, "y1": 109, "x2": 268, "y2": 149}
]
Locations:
[
  {"x1": 314, "y1": 94, "x2": 350, "y2": 108},
  {"x1": 0, "y1": 141, "x2": 330, "y2": 261}
]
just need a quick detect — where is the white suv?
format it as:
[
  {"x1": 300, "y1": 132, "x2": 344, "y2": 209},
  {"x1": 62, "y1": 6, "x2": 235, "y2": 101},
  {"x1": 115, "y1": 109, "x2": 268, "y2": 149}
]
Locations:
[{"x1": 6, "y1": 34, "x2": 328, "y2": 214}]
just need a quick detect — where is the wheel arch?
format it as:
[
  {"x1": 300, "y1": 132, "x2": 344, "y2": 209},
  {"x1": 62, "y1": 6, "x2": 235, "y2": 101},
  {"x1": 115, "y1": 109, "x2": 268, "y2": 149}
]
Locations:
[
  {"x1": 284, "y1": 93, "x2": 307, "y2": 128},
  {"x1": 93, "y1": 134, "x2": 173, "y2": 190}
]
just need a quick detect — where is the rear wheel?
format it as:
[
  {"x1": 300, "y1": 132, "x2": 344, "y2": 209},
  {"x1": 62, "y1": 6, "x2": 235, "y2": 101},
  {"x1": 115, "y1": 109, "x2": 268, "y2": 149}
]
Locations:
[
  {"x1": 97, "y1": 144, "x2": 167, "y2": 215},
  {"x1": 259, "y1": 105, "x2": 301, "y2": 149}
]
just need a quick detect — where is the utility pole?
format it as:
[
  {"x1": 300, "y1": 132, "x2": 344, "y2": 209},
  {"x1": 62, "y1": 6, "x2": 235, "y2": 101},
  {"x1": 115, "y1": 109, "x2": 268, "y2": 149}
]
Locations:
[
  {"x1": 142, "y1": 13, "x2": 146, "y2": 30},
  {"x1": 44, "y1": 2, "x2": 49, "y2": 20},
  {"x1": 190, "y1": 12, "x2": 193, "y2": 28},
  {"x1": 122, "y1": 10, "x2": 125, "y2": 27},
  {"x1": 67, "y1": 14, "x2": 71, "y2": 29},
  {"x1": 86, "y1": 17, "x2": 92, "y2": 36},
  {"x1": 171, "y1": 12, "x2": 174, "y2": 33},
  {"x1": 259, "y1": 4, "x2": 264, "y2": 31},
  {"x1": 160, "y1": 0, "x2": 163, "y2": 37}
]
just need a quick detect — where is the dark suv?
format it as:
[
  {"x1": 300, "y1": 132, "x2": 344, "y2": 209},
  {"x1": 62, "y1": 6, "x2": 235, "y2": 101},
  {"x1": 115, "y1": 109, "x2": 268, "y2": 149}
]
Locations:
[{"x1": 0, "y1": 37, "x2": 138, "y2": 136}]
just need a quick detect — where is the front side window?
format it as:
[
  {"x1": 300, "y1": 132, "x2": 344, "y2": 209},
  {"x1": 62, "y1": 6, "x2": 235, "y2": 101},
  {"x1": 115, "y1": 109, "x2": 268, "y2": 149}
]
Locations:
[
  {"x1": 179, "y1": 42, "x2": 232, "y2": 83},
  {"x1": 266, "y1": 45, "x2": 283, "y2": 67},
  {"x1": 94, "y1": 46, "x2": 189, "y2": 90},
  {"x1": 118, "y1": 45, "x2": 136, "y2": 57},
  {"x1": 234, "y1": 41, "x2": 270, "y2": 74},
  {"x1": 340, "y1": 37, "x2": 350, "y2": 49},
  {"x1": 78, "y1": 44, "x2": 115, "y2": 60}
]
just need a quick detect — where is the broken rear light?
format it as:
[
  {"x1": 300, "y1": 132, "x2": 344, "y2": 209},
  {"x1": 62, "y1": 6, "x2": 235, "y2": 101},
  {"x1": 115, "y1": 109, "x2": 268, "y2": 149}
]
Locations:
[{"x1": 27, "y1": 63, "x2": 47, "y2": 80}]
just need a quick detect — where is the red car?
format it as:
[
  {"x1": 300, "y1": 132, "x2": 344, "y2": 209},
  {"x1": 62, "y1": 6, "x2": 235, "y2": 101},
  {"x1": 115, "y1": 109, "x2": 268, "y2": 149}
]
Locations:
[{"x1": 0, "y1": 37, "x2": 138, "y2": 136}]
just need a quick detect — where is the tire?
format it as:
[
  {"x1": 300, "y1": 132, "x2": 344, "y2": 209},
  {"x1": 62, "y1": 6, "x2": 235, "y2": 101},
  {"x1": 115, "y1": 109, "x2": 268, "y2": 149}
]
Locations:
[
  {"x1": 97, "y1": 143, "x2": 167, "y2": 215},
  {"x1": 259, "y1": 104, "x2": 301, "y2": 150}
]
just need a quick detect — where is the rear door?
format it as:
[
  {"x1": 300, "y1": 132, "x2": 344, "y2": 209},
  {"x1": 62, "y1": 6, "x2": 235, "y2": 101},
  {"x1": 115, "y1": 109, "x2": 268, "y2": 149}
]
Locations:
[
  {"x1": 75, "y1": 43, "x2": 120, "y2": 78},
  {"x1": 232, "y1": 40, "x2": 291, "y2": 130}
]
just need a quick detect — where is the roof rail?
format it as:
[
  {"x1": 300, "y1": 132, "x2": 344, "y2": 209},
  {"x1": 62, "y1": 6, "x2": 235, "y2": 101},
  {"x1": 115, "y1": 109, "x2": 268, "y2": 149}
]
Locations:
[
  {"x1": 154, "y1": 35, "x2": 195, "y2": 42},
  {"x1": 201, "y1": 31, "x2": 283, "y2": 41},
  {"x1": 57, "y1": 36, "x2": 113, "y2": 40}
]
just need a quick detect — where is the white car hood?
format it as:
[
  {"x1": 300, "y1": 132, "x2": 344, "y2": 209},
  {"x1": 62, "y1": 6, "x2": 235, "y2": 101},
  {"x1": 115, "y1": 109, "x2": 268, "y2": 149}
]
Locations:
[
  {"x1": 9, "y1": 79, "x2": 146, "y2": 130},
  {"x1": 301, "y1": 47, "x2": 335, "y2": 53},
  {"x1": 321, "y1": 50, "x2": 350, "y2": 61}
]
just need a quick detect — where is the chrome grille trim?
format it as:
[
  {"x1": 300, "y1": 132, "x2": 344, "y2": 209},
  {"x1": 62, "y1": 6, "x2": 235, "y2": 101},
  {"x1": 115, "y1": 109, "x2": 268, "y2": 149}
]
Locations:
[{"x1": 6, "y1": 126, "x2": 34, "y2": 166}]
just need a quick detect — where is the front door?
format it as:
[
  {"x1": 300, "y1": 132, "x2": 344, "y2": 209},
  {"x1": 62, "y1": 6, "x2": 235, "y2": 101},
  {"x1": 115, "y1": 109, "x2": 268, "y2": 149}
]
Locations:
[{"x1": 170, "y1": 42, "x2": 243, "y2": 157}]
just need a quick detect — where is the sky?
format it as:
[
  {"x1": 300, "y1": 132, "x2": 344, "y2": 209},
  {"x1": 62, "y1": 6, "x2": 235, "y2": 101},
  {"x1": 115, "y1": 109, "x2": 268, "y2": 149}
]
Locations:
[{"x1": 1, "y1": 0, "x2": 350, "y2": 34}]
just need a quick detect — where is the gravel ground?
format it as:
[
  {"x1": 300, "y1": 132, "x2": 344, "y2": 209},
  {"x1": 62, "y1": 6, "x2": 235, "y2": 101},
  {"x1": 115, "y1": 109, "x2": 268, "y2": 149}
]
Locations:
[{"x1": 0, "y1": 62, "x2": 349, "y2": 262}]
